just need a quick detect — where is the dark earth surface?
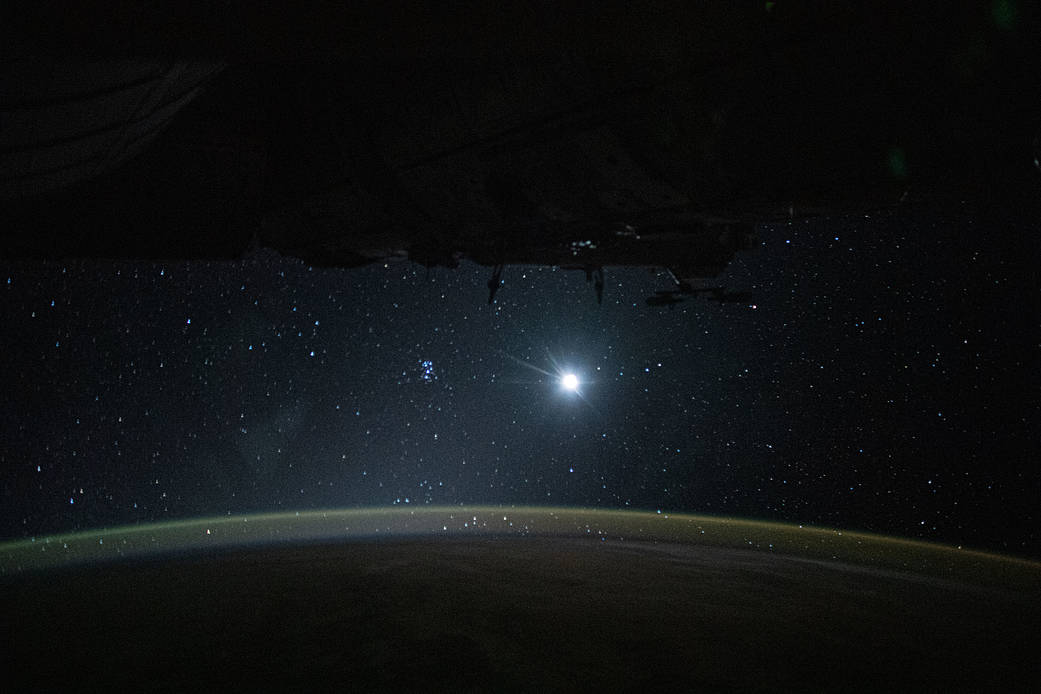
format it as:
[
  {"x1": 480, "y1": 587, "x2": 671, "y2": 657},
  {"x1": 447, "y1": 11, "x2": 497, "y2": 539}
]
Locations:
[{"x1": 4, "y1": 537, "x2": 1038, "y2": 692}]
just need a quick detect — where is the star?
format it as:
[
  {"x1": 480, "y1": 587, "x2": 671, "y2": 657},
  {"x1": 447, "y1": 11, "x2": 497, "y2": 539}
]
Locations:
[{"x1": 562, "y1": 373, "x2": 579, "y2": 392}]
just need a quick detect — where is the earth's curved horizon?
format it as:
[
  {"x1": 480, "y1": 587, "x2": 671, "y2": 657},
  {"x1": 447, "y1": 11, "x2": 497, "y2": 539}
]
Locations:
[
  {"x1": 4, "y1": 507, "x2": 1039, "y2": 691},
  {"x1": 3, "y1": 505, "x2": 1039, "y2": 582}
]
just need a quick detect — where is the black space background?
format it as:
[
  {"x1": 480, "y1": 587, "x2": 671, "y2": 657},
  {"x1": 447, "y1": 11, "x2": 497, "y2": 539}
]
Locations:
[{"x1": 2, "y1": 196, "x2": 1038, "y2": 558}]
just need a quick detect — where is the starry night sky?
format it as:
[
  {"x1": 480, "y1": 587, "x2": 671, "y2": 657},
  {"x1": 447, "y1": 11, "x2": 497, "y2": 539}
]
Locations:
[{"x1": 1, "y1": 200, "x2": 1038, "y2": 558}]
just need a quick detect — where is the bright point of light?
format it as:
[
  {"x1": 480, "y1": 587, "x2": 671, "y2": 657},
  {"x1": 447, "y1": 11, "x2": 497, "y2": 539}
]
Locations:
[{"x1": 562, "y1": 373, "x2": 579, "y2": 391}]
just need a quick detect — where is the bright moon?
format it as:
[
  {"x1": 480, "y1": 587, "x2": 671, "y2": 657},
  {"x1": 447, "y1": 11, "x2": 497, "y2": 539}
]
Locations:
[{"x1": 562, "y1": 373, "x2": 579, "y2": 391}]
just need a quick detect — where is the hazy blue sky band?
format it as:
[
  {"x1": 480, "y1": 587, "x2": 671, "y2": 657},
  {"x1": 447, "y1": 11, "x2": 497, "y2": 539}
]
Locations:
[{"x1": 3, "y1": 506, "x2": 1038, "y2": 590}]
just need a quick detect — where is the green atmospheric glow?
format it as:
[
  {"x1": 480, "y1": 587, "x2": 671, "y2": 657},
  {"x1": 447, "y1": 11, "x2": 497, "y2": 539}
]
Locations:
[
  {"x1": 2, "y1": 506, "x2": 1039, "y2": 590},
  {"x1": 992, "y1": 0, "x2": 1018, "y2": 31},
  {"x1": 887, "y1": 146, "x2": 908, "y2": 179}
]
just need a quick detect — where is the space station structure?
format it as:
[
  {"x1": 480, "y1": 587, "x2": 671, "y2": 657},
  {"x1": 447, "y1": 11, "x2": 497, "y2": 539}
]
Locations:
[
  {"x1": 2, "y1": 4, "x2": 1024, "y2": 278},
  {"x1": 0, "y1": 48, "x2": 766, "y2": 289}
]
